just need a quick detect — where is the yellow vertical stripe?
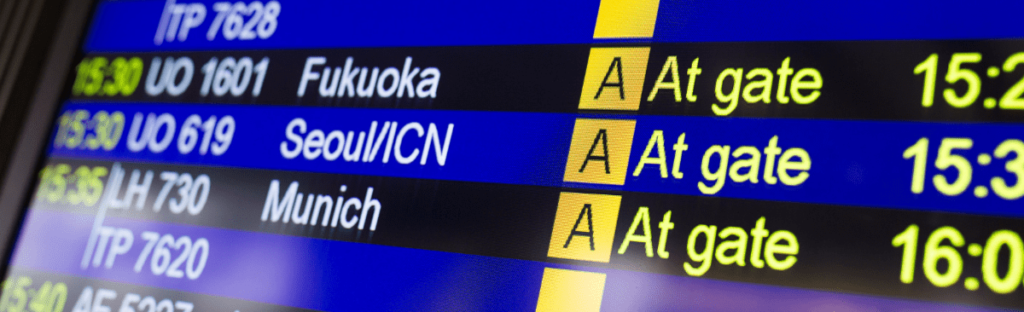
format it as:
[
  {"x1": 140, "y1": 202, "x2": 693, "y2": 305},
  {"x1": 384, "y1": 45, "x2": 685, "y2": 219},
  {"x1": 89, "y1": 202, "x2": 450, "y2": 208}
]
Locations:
[
  {"x1": 593, "y1": 0, "x2": 660, "y2": 39},
  {"x1": 536, "y1": 268, "x2": 607, "y2": 312}
]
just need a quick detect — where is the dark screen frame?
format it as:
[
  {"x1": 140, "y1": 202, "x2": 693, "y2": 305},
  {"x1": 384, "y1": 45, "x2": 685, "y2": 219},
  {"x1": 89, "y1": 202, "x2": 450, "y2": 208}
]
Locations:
[{"x1": 0, "y1": 0, "x2": 96, "y2": 274}]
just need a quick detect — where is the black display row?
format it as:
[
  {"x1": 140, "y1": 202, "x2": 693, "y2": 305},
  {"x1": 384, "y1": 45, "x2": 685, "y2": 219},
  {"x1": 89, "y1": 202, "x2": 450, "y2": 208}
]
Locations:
[
  {"x1": 30, "y1": 158, "x2": 1024, "y2": 309},
  {"x1": 68, "y1": 40, "x2": 1024, "y2": 122}
]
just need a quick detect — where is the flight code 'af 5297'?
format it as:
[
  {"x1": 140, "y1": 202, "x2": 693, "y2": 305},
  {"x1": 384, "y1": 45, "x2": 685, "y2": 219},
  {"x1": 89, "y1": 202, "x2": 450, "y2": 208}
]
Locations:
[{"x1": 71, "y1": 287, "x2": 193, "y2": 312}]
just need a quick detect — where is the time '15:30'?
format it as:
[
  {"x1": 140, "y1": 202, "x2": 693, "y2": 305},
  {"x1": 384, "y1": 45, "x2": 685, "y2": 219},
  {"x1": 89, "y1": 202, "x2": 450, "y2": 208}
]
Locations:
[{"x1": 903, "y1": 137, "x2": 1023, "y2": 200}]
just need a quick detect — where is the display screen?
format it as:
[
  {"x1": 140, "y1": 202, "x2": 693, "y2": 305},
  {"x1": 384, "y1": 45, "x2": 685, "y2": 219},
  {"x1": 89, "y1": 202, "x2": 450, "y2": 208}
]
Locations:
[{"x1": 4, "y1": 0, "x2": 1024, "y2": 311}]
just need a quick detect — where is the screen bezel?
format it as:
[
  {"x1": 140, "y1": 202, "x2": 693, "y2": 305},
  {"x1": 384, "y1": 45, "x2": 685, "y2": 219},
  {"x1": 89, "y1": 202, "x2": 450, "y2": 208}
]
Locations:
[{"x1": 0, "y1": 0, "x2": 96, "y2": 274}]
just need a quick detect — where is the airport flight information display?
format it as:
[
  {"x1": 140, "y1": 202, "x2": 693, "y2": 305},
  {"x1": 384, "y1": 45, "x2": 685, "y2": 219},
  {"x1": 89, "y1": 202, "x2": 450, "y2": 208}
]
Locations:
[{"x1": 4, "y1": 0, "x2": 1024, "y2": 311}]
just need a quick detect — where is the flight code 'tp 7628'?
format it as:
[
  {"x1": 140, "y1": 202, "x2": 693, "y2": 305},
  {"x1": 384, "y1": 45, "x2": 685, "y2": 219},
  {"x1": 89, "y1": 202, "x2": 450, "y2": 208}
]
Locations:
[{"x1": 154, "y1": 0, "x2": 280, "y2": 45}]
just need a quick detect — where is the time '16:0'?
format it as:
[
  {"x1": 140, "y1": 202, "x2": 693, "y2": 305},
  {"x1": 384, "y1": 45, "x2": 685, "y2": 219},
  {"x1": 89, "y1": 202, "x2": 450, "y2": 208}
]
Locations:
[{"x1": 894, "y1": 225, "x2": 1024, "y2": 294}]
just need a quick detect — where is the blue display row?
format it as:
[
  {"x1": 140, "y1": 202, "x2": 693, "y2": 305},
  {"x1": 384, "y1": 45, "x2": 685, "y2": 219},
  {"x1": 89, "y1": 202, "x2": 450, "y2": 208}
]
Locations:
[
  {"x1": 654, "y1": 0, "x2": 1024, "y2": 43},
  {"x1": 10, "y1": 209, "x2": 1007, "y2": 311},
  {"x1": 51, "y1": 102, "x2": 1024, "y2": 216},
  {"x1": 85, "y1": 0, "x2": 601, "y2": 52},
  {"x1": 84, "y1": 0, "x2": 1024, "y2": 52}
]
